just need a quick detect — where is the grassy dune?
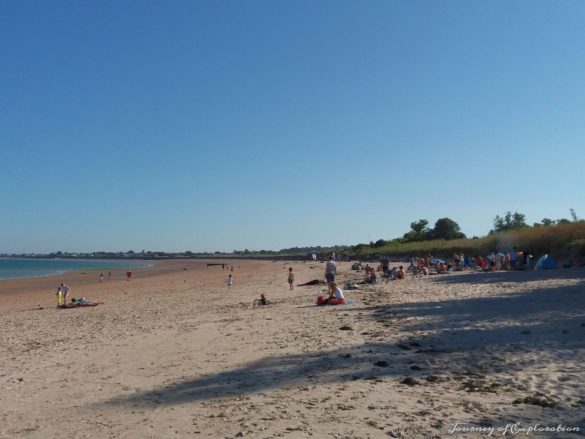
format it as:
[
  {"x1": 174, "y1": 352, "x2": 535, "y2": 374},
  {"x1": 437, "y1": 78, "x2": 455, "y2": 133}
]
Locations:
[{"x1": 339, "y1": 222, "x2": 585, "y2": 262}]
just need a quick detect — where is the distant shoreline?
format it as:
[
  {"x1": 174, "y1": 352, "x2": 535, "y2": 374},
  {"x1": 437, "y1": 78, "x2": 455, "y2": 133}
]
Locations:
[{"x1": 0, "y1": 257, "x2": 152, "y2": 282}]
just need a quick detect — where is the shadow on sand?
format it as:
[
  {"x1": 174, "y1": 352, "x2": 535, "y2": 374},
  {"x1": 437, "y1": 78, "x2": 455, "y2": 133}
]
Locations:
[{"x1": 100, "y1": 271, "x2": 585, "y2": 414}]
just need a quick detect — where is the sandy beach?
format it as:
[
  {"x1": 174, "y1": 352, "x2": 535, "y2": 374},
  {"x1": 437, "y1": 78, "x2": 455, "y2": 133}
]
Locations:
[{"x1": 0, "y1": 260, "x2": 584, "y2": 438}]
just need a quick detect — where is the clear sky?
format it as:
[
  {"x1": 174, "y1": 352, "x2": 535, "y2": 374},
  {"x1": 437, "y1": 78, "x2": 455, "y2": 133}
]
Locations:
[{"x1": 1, "y1": 1, "x2": 584, "y2": 253}]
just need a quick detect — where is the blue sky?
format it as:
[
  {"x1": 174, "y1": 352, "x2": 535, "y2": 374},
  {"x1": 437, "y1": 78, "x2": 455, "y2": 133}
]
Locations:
[{"x1": 1, "y1": 1, "x2": 584, "y2": 253}]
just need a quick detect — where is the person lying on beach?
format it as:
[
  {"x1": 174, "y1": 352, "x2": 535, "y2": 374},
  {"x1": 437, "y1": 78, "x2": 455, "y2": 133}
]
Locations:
[
  {"x1": 58, "y1": 297, "x2": 102, "y2": 308},
  {"x1": 298, "y1": 279, "x2": 327, "y2": 286}
]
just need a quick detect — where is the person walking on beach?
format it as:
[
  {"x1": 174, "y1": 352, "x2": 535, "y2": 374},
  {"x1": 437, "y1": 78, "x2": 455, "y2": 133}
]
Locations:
[
  {"x1": 99, "y1": 272, "x2": 104, "y2": 282},
  {"x1": 325, "y1": 255, "x2": 337, "y2": 294},
  {"x1": 126, "y1": 270, "x2": 132, "y2": 281},
  {"x1": 226, "y1": 274, "x2": 233, "y2": 288},
  {"x1": 287, "y1": 267, "x2": 295, "y2": 290}
]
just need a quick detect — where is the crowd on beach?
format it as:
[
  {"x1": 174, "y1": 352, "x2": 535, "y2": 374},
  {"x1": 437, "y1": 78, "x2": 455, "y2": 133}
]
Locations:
[
  {"x1": 404, "y1": 247, "x2": 538, "y2": 275},
  {"x1": 295, "y1": 245, "x2": 567, "y2": 306},
  {"x1": 341, "y1": 246, "x2": 564, "y2": 286},
  {"x1": 50, "y1": 246, "x2": 570, "y2": 311}
]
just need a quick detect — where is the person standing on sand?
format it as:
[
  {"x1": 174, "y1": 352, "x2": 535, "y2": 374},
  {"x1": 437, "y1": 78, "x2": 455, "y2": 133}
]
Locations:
[
  {"x1": 288, "y1": 267, "x2": 295, "y2": 290},
  {"x1": 226, "y1": 274, "x2": 233, "y2": 288},
  {"x1": 126, "y1": 270, "x2": 132, "y2": 281},
  {"x1": 56, "y1": 286, "x2": 63, "y2": 306},
  {"x1": 325, "y1": 255, "x2": 337, "y2": 294},
  {"x1": 510, "y1": 247, "x2": 518, "y2": 271},
  {"x1": 99, "y1": 272, "x2": 104, "y2": 282},
  {"x1": 60, "y1": 283, "x2": 71, "y2": 303}
]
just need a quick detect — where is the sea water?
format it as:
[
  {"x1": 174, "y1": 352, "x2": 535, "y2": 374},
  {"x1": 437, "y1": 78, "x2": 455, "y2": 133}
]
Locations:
[{"x1": 0, "y1": 258, "x2": 151, "y2": 281}]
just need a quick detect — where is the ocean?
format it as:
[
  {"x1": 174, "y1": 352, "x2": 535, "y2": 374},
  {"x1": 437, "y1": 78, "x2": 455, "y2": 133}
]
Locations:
[{"x1": 0, "y1": 258, "x2": 151, "y2": 281}]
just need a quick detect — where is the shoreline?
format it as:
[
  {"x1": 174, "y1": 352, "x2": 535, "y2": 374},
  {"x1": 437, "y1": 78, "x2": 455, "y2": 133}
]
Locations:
[
  {"x1": 0, "y1": 259, "x2": 247, "y2": 311},
  {"x1": 0, "y1": 257, "x2": 153, "y2": 282}
]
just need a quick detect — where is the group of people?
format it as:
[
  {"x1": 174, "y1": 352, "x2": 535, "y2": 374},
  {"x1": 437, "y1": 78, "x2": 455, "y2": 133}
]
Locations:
[
  {"x1": 55, "y1": 283, "x2": 100, "y2": 308},
  {"x1": 317, "y1": 255, "x2": 347, "y2": 304},
  {"x1": 401, "y1": 248, "x2": 537, "y2": 276},
  {"x1": 55, "y1": 283, "x2": 71, "y2": 306}
]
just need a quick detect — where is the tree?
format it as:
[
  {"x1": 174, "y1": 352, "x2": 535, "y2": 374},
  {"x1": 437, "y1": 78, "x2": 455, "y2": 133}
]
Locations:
[
  {"x1": 410, "y1": 219, "x2": 429, "y2": 235},
  {"x1": 541, "y1": 218, "x2": 555, "y2": 227},
  {"x1": 403, "y1": 219, "x2": 430, "y2": 242},
  {"x1": 493, "y1": 211, "x2": 528, "y2": 233},
  {"x1": 430, "y1": 218, "x2": 466, "y2": 240}
]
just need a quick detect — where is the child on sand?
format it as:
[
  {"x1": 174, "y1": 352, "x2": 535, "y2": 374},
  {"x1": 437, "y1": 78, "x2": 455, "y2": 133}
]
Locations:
[
  {"x1": 287, "y1": 267, "x2": 295, "y2": 290},
  {"x1": 56, "y1": 286, "x2": 63, "y2": 306},
  {"x1": 226, "y1": 274, "x2": 233, "y2": 288}
]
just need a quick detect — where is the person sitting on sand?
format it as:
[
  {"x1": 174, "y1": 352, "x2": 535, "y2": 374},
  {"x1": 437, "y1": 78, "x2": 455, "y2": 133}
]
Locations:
[
  {"x1": 252, "y1": 294, "x2": 271, "y2": 308},
  {"x1": 329, "y1": 282, "x2": 346, "y2": 302},
  {"x1": 362, "y1": 268, "x2": 377, "y2": 284},
  {"x1": 436, "y1": 262, "x2": 447, "y2": 274},
  {"x1": 317, "y1": 282, "x2": 346, "y2": 305},
  {"x1": 395, "y1": 266, "x2": 405, "y2": 279}
]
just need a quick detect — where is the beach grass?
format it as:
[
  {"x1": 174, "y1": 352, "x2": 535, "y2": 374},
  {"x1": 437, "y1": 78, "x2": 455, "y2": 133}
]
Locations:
[{"x1": 335, "y1": 222, "x2": 585, "y2": 261}]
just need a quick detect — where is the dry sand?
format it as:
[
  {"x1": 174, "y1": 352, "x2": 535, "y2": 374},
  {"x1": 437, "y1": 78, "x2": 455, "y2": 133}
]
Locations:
[{"x1": 0, "y1": 260, "x2": 584, "y2": 438}]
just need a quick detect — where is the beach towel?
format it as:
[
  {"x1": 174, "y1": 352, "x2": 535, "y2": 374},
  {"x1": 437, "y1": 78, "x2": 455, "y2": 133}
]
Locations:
[{"x1": 316, "y1": 300, "x2": 353, "y2": 306}]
